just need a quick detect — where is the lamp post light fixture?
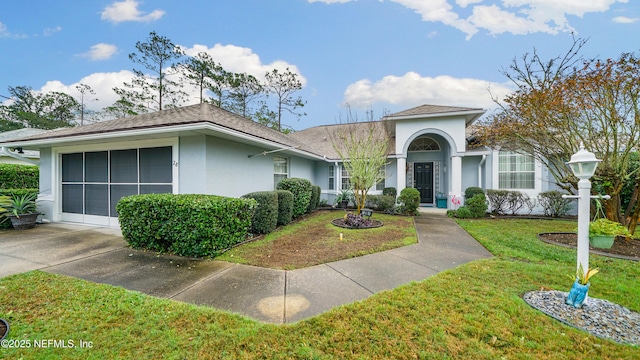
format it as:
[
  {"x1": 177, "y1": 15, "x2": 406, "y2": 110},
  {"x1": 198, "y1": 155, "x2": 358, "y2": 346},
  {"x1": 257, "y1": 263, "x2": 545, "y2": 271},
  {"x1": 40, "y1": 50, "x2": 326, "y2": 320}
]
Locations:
[{"x1": 566, "y1": 143, "x2": 602, "y2": 276}]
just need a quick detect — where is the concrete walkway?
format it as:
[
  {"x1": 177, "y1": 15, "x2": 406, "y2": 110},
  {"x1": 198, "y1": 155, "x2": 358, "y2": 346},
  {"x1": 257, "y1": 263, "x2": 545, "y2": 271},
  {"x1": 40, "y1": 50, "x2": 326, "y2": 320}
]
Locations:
[{"x1": 0, "y1": 209, "x2": 492, "y2": 324}]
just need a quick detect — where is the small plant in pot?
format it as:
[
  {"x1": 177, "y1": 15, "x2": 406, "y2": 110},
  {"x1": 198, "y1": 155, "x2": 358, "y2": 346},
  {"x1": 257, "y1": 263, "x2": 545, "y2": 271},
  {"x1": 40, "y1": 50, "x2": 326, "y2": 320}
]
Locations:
[
  {"x1": 334, "y1": 189, "x2": 353, "y2": 209},
  {"x1": 565, "y1": 264, "x2": 599, "y2": 308},
  {"x1": 2, "y1": 193, "x2": 40, "y2": 230},
  {"x1": 588, "y1": 218, "x2": 630, "y2": 249}
]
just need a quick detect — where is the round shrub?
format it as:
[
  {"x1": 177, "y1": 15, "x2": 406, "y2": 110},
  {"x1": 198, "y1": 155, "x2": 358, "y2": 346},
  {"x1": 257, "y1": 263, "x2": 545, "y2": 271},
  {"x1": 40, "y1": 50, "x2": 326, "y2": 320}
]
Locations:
[
  {"x1": 275, "y1": 190, "x2": 294, "y2": 225},
  {"x1": 0, "y1": 164, "x2": 39, "y2": 189},
  {"x1": 464, "y1": 186, "x2": 485, "y2": 201},
  {"x1": 242, "y1": 191, "x2": 278, "y2": 234},
  {"x1": 466, "y1": 193, "x2": 488, "y2": 218},
  {"x1": 276, "y1": 178, "x2": 312, "y2": 218},
  {"x1": 383, "y1": 187, "x2": 397, "y2": 197},
  {"x1": 398, "y1": 187, "x2": 420, "y2": 215},
  {"x1": 455, "y1": 207, "x2": 473, "y2": 218}
]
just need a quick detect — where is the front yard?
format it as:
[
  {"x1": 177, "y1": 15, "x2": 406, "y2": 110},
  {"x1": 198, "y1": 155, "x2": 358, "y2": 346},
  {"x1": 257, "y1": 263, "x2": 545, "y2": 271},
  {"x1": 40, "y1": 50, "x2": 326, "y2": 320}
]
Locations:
[
  {"x1": 0, "y1": 218, "x2": 638, "y2": 359},
  {"x1": 217, "y1": 210, "x2": 417, "y2": 269}
]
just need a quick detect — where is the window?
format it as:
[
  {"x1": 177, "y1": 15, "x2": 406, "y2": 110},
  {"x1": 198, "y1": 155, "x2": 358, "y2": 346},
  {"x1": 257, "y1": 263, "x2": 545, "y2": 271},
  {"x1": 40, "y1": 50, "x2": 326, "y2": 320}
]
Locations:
[
  {"x1": 498, "y1": 151, "x2": 535, "y2": 189},
  {"x1": 274, "y1": 156, "x2": 288, "y2": 188},
  {"x1": 341, "y1": 166, "x2": 350, "y2": 190},
  {"x1": 61, "y1": 146, "x2": 173, "y2": 218},
  {"x1": 408, "y1": 136, "x2": 440, "y2": 151},
  {"x1": 328, "y1": 165, "x2": 335, "y2": 190}
]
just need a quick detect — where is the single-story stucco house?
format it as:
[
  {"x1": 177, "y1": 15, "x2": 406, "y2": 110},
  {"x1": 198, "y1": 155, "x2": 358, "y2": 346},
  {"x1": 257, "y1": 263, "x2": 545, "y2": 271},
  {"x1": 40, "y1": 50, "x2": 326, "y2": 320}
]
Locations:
[{"x1": 0, "y1": 102, "x2": 559, "y2": 227}]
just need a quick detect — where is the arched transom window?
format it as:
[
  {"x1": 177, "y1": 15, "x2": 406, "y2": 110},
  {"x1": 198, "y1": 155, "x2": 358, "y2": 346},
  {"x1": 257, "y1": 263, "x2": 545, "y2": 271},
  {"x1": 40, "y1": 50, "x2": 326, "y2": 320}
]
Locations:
[{"x1": 408, "y1": 136, "x2": 440, "y2": 151}]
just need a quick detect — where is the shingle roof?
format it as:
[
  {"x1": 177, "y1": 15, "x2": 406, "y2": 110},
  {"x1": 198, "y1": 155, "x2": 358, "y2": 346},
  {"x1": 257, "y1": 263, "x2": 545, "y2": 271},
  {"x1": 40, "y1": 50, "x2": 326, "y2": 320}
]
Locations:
[
  {"x1": 0, "y1": 128, "x2": 50, "y2": 142},
  {"x1": 0, "y1": 103, "x2": 308, "y2": 151},
  {"x1": 385, "y1": 104, "x2": 484, "y2": 118},
  {"x1": 289, "y1": 121, "x2": 395, "y2": 160}
]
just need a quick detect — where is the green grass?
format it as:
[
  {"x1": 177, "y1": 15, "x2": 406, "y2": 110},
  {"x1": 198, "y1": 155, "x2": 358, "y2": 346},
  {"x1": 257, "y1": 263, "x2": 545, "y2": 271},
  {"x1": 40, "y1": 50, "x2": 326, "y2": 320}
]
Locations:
[
  {"x1": 1, "y1": 218, "x2": 638, "y2": 359},
  {"x1": 217, "y1": 210, "x2": 417, "y2": 269}
]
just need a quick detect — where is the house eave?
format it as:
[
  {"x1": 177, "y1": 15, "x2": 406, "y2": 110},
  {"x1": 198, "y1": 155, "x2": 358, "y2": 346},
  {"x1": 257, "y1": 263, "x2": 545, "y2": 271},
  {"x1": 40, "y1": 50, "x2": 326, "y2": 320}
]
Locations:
[
  {"x1": 0, "y1": 122, "x2": 326, "y2": 161},
  {"x1": 384, "y1": 109, "x2": 486, "y2": 125}
]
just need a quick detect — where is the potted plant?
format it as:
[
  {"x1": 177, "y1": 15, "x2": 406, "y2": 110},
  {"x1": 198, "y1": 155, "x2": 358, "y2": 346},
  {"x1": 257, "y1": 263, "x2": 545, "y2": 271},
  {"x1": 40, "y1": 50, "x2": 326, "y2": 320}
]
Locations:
[
  {"x1": 334, "y1": 189, "x2": 353, "y2": 209},
  {"x1": 2, "y1": 193, "x2": 40, "y2": 230},
  {"x1": 565, "y1": 264, "x2": 599, "y2": 308},
  {"x1": 589, "y1": 218, "x2": 630, "y2": 249}
]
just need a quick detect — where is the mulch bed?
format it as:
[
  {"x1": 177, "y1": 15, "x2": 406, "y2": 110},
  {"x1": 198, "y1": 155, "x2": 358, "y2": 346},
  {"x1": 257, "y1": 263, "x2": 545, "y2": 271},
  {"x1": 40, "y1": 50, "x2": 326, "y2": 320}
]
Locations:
[
  {"x1": 538, "y1": 233, "x2": 640, "y2": 260},
  {"x1": 0, "y1": 319, "x2": 8, "y2": 340}
]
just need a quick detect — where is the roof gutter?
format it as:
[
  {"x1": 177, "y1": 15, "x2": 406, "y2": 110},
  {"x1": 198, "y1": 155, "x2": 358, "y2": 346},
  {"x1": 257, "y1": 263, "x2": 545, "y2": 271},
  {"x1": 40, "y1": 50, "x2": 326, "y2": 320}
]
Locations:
[{"x1": 0, "y1": 147, "x2": 38, "y2": 165}]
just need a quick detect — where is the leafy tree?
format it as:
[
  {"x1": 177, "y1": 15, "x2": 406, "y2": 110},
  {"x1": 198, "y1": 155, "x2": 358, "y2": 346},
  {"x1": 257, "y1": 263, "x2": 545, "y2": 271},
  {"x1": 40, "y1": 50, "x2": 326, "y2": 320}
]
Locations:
[
  {"x1": 480, "y1": 38, "x2": 640, "y2": 231},
  {"x1": 0, "y1": 86, "x2": 78, "y2": 129},
  {"x1": 263, "y1": 68, "x2": 306, "y2": 132},
  {"x1": 332, "y1": 113, "x2": 390, "y2": 214},
  {"x1": 116, "y1": 31, "x2": 186, "y2": 112}
]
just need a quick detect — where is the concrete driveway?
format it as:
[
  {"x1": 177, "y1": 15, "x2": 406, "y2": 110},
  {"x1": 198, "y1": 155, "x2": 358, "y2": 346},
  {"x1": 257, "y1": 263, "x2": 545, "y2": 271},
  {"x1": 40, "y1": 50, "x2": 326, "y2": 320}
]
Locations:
[{"x1": 0, "y1": 211, "x2": 492, "y2": 323}]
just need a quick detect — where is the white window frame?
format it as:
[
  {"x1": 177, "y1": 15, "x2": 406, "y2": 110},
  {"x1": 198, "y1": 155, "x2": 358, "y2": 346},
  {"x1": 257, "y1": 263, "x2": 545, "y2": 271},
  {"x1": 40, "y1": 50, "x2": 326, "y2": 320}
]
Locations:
[
  {"x1": 274, "y1": 156, "x2": 289, "y2": 189},
  {"x1": 491, "y1": 149, "x2": 542, "y2": 196}
]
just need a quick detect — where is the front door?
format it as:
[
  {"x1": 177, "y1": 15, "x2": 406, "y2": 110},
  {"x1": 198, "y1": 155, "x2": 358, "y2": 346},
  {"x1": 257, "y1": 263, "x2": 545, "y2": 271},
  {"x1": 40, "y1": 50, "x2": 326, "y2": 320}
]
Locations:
[{"x1": 414, "y1": 162, "x2": 433, "y2": 203}]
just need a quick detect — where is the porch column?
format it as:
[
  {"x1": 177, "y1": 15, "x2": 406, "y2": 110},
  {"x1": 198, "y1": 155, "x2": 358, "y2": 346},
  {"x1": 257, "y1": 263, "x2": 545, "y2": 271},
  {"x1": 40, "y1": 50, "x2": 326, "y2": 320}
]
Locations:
[
  {"x1": 450, "y1": 156, "x2": 462, "y2": 207},
  {"x1": 397, "y1": 156, "x2": 406, "y2": 195}
]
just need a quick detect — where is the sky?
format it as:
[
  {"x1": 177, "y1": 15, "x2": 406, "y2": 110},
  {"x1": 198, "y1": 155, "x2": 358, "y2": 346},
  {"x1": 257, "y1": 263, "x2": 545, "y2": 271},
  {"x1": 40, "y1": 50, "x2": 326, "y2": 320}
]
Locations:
[{"x1": 0, "y1": 0, "x2": 638, "y2": 131}]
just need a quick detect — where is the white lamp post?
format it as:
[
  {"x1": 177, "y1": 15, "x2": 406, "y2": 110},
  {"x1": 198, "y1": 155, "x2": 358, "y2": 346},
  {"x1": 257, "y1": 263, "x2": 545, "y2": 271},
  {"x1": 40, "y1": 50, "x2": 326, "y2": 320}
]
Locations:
[{"x1": 566, "y1": 143, "x2": 601, "y2": 275}]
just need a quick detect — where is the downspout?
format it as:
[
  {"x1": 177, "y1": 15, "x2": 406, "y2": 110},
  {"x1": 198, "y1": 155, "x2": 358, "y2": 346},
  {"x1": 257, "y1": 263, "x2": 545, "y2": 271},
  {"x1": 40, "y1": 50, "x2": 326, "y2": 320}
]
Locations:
[
  {"x1": 0, "y1": 147, "x2": 39, "y2": 165},
  {"x1": 478, "y1": 154, "x2": 486, "y2": 189}
]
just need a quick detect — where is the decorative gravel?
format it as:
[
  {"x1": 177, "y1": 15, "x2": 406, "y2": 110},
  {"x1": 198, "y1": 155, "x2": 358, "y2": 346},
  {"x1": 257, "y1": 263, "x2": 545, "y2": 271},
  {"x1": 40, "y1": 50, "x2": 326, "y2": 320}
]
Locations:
[{"x1": 524, "y1": 290, "x2": 640, "y2": 346}]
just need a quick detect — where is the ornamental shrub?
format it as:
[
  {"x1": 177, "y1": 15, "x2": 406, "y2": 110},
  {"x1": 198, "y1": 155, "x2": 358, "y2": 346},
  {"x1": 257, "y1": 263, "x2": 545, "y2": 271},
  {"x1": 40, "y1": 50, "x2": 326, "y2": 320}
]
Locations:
[
  {"x1": 538, "y1": 190, "x2": 572, "y2": 217},
  {"x1": 464, "y1": 187, "x2": 485, "y2": 201},
  {"x1": 116, "y1": 194, "x2": 256, "y2": 258},
  {"x1": 383, "y1": 187, "x2": 397, "y2": 197},
  {"x1": 275, "y1": 190, "x2": 294, "y2": 225},
  {"x1": 307, "y1": 185, "x2": 321, "y2": 213},
  {"x1": 465, "y1": 193, "x2": 488, "y2": 218},
  {"x1": 365, "y1": 195, "x2": 396, "y2": 212},
  {"x1": 486, "y1": 189, "x2": 510, "y2": 214},
  {"x1": 243, "y1": 191, "x2": 278, "y2": 234},
  {"x1": 0, "y1": 164, "x2": 39, "y2": 189},
  {"x1": 398, "y1": 187, "x2": 420, "y2": 215},
  {"x1": 276, "y1": 178, "x2": 312, "y2": 218}
]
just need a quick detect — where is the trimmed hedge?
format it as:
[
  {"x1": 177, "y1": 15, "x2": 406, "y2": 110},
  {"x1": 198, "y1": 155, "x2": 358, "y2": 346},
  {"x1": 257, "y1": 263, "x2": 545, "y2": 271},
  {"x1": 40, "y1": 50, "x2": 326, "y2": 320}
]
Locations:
[
  {"x1": 383, "y1": 187, "x2": 397, "y2": 197},
  {"x1": 276, "y1": 178, "x2": 312, "y2": 218},
  {"x1": 275, "y1": 190, "x2": 294, "y2": 225},
  {"x1": 307, "y1": 185, "x2": 321, "y2": 213},
  {"x1": 365, "y1": 195, "x2": 396, "y2": 212},
  {"x1": 243, "y1": 191, "x2": 278, "y2": 234},
  {"x1": 464, "y1": 187, "x2": 485, "y2": 201},
  {"x1": 116, "y1": 194, "x2": 256, "y2": 258},
  {"x1": 398, "y1": 187, "x2": 421, "y2": 215},
  {"x1": 0, "y1": 164, "x2": 39, "y2": 189}
]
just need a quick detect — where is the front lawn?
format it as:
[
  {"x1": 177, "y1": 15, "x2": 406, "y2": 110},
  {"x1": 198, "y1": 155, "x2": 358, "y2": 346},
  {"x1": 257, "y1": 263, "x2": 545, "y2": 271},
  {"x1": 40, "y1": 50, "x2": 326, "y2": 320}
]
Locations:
[
  {"x1": 0, "y1": 218, "x2": 638, "y2": 359},
  {"x1": 217, "y1": 210, "x2": 417, "y2": 269}
]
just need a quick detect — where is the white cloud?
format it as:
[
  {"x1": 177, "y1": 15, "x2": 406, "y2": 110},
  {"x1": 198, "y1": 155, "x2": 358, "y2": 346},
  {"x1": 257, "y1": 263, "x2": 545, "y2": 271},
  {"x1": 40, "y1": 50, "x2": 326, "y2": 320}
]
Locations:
[
  {"x1": 38, "y1": 71, "x2": 136, "y2": 112},
  {"x1": 308, "y1": 0, "x2": 353, "y2": 3},
  {"x1": 0, "y1": 21, "x2": 27, "y2": 38},
  {"x1": 343, "y1": 71, "x2": 512, "y2": 110},
  {"x1": 101, "y1": 0, "x2": 165, "y2": 23},
  {"x1": 78, "y1": 43, "x2": 118, "y2": 61},
  {"x1": 318, "y1": 0, "x2": 626, "y2": 39},
  {"x1": 182, "y1": 43, "x2": 307, "y2": 86},
  {"x1": 43, "y1": 26, "x2": 62, "y2": 36},
  {"x1": 613, "y1": 16, "x2": 639, "y2": 23}
]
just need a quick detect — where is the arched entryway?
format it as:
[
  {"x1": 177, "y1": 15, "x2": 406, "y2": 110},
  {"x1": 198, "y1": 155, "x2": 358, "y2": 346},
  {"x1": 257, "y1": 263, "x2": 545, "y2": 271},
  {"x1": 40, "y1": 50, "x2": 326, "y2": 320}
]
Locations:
[{"x1": 405, "y1": 134, "x2": 449, "y2": 205}]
